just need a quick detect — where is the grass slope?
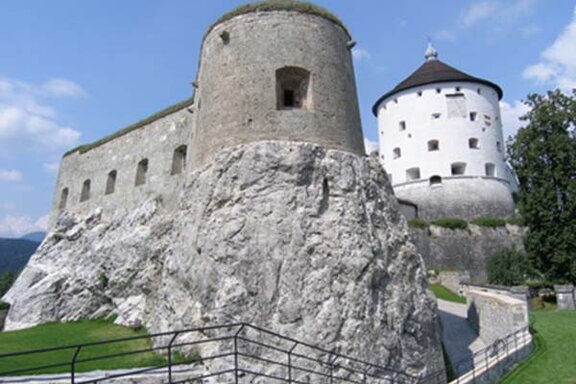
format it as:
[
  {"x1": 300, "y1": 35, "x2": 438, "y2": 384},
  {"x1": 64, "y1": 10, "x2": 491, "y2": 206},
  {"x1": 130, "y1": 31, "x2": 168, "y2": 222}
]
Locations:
[
  {"x1": 0, "y1": 319, "x2": 165, "y2": 376},
  {"x1": 429, "y1": 284, "x2": 467, "y2": 304},
  {"x1": 500, "y1": 310, "x2": 576, "y2": 384}
]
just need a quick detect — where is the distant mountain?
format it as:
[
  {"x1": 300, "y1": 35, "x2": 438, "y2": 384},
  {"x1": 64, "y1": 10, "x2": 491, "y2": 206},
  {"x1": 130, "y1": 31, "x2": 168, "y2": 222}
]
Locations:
[
  {"x1": 20, "y1": 231, "x2": 46, "y2": 242},
  {"x1": 0, "y1": 238, "x2": 39, "y2": 274}
]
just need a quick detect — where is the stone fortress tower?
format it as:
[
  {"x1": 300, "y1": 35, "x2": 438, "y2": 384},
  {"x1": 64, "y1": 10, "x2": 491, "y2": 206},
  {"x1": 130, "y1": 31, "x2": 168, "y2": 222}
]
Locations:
[
  {"x1": 372, "y1": 43, "x2": 516, "y2": 220},
  {"x1": 193, "y1": 4, "x2": 365, "y2": 166},
  {"x1": 50, "y1": 1, "x2": 365, "y2": 224}
]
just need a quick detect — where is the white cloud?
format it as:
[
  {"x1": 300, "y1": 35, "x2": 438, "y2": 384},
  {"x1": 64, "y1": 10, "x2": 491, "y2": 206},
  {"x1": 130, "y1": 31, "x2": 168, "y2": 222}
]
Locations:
[
  {"x1": 0, "y1": 169, "x2": 23, "y2": 183},
  {"x1": 457, "y1": 0, "x2": 538, "y2": 36},
  {"x1": 42, "y1": 78, "x2": 86, "y2": 98},
  {"x1": 459, "y1": 1, "x2": 499, "y2": 28},
  {"x1": 0, "y1": 214, "x2": 48, "y2": 238},
  {"x1": 43, "y1": 162, "x2": 60, "y2": 173},
  {"x1": 500, "y1": 100, "x2": 530, "y2": 140},
  {"x1": 0, "y1": 75, "x2": 82, "y2": 152},
  {"x1": 523, "y1": 7, "x2": 576, "y2": 91},
  {"x1": 352, "y1": 48, "x2": 371, "y2": 62},
  {"x1": 364, "y1": 138, "x2": 379, "y2": 155}
]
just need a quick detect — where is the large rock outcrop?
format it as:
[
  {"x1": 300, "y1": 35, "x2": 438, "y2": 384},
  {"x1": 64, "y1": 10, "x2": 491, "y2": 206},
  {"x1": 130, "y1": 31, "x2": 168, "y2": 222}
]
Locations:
[{"x1": 3, "y1": 141, "x2": 443, "y2": 377}]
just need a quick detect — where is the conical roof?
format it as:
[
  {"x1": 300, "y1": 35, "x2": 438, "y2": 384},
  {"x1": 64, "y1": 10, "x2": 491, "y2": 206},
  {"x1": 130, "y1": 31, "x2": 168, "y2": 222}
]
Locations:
[{"x1": 372, "y1": 58, "x2": 503, "y2": 116}]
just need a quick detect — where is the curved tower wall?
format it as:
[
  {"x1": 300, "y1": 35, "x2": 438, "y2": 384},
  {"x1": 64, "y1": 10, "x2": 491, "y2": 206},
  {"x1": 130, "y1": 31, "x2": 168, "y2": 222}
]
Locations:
[
  {"x1": 376, "y1": 81, "x2": 515, "y2": 219},
  {"x1": 191, "y1": 11, "x2": 365, "y2": 168}
]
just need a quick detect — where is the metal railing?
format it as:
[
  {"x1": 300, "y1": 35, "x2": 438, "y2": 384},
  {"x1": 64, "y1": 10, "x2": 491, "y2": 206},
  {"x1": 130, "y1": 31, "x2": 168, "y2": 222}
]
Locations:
[
  {"x1": 0, "y1": 323, "x2": 446, "y2": 384},
  {"x1": 449, "y1": 326, "x2": 532, "y2": 384}
]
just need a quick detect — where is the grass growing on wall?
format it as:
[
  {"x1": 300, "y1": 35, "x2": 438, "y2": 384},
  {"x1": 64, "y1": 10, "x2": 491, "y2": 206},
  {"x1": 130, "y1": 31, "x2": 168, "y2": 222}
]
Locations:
[
  {"x1": 408, "y1": 218, "x2": 428, "y2": 229},
  {"x1": 430, "y1": 217, "x2": 468, "y2": 230},
  {"x1": 470, "y1": 217, "x2": 507, "y2": 227},
  {"x1": 0, "y1": 319, "x2": 180, "y2": 375},
  {"x1": 429, "y1": 284, "x2": 466, "y2": 304},
  {"x1": 500, "y1": 310, "x2": 576, "y2": 384}
]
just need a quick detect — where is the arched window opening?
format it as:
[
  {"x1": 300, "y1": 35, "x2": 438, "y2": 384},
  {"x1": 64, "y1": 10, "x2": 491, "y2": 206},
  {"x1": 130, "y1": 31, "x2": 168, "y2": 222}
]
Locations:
[
  {"x1": 451, "y1": 162, "x2": 467, "y2": 176},
  {"x1": 485, "y1": 163, "x2": 496, "y2": 177},
  {"x1": 469, "y1": 138, "x2": 479, "y2": 149},
  {"x1": 80, "y1": 179, "x2": 91, "y2": 202},
  {"x1": 135, "y1": 159, "x2": 148, "y2": 186},
  {"x1": 406, "y1": 167, "x2": 421, "y2": 181},
  {"x1": 429, "y1": 175, "x2": 442, "y2": 185},
  {"x1": 393, "y1": 147, "x2": 401, "y2": 159},
  {"x1": 171, "y1": 145, "x2": 187, "y2": 175},
  {"x1": 276, "y1": 67, "x2": 310, "y2": 110},
  {"x1": 59, "y1": 188, "x2": 69, "y2": 209},
  {"x1": 105, "y1": 170, "x2": 117, "y2": 195},
  {"x1": 428, "y1": 140, "x2": 439, "y2": 151}
]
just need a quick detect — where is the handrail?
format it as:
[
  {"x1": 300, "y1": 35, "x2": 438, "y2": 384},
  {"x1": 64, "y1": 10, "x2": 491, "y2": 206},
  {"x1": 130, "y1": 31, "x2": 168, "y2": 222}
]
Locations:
[{"x1": 0, "y1": 322, "x2": 447, "y2": 384}]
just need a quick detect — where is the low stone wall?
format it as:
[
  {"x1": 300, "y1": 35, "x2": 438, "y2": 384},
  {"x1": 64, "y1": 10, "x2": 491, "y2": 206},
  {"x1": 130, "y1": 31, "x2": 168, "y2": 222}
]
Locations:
[
  {"x1": 438, "y1": 271, "x2": 470, "y2": 294},
  {"x1": 411, "y1": 224, "x2": 525, "y2": 283},
  {"x1": 466, "y1": 289, "x2": 529, "y2": 345},
  {"x1": 450, "y1": 328, "x2": 532, "y2": 384},
  {"x1": 554, "y1": 285, "x2": 575, "y2": 310}
]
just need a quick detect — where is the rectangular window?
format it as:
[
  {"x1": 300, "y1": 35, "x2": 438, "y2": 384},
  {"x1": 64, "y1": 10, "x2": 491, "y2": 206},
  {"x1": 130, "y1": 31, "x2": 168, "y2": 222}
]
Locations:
[
  {"x1": 399, "y1": 121, "x2": 406, "y2": 131},
  {"x1": 470, "y1": 112, "x2": 477, "y2": 122}
]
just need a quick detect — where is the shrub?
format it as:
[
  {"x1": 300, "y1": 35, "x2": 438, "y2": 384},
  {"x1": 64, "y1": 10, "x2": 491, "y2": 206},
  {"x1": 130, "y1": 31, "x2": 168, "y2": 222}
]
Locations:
[
  {"x1": 430, "y1": 217, "x2": 468, "y2": 230},
  {"x1": 408, "y1": 218, "x2": 428, "y2": 229},
  {"x1": 487, "y1": 247, "x2": 536, "y2": 286},
  {"x1": 0, "y1": 301, "x2": 9, "y2": 310},
  {"x1": 98, "y1": 272, "x2": 109, "y2": 290},
  {"x1": 471, "y1": 217, "x2": 506, "y2": 227}
]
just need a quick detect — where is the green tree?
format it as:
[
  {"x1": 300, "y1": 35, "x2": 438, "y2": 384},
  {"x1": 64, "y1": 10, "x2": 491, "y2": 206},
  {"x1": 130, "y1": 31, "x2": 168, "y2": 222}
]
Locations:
[
  {"x1": 507, "y1": 89, "x2": 576, "y2": 283},
  {"x1": 0, "y1": 271, "x2": 15, "y2": 297},
  {"x1": 486, "y1": 248, "x2": 535, "y2": 286}
]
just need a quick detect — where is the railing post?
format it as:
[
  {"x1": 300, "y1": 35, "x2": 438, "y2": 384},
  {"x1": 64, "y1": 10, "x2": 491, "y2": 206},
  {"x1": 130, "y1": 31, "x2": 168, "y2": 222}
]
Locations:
[
  {"x1": 71, "y1": 345, "x2": 82, "y2": 384},
  {"x1": 329, "y1": 353, "x2": 338, "y2": 384},
  {"x1": 167, "y1": 331, "x2": 180, "y2": 384},
  {"x1": 287, "y1": 342, "x2": 298, "y2": 383},
  {"x1": 234, "y1": 324, "x2": 244, "y2": 384}
]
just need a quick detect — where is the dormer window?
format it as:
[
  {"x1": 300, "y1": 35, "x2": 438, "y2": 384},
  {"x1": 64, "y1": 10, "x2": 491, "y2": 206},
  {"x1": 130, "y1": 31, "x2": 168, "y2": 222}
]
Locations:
[{"x1": 276, "y1": 67, "x2": 310, "y2": 110}]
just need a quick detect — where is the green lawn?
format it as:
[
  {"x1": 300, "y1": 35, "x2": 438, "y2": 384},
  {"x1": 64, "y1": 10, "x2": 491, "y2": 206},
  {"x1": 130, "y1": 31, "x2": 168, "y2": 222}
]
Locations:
[
  {"x1": 429, "y1": 283, "x2": 467, "y2": 304},
  {"x1": 0, "y1": 319, "x2": 167, "y2": 376},
  {"x1": 500, "y1": 310, "x2": 576, "y2": 384}
]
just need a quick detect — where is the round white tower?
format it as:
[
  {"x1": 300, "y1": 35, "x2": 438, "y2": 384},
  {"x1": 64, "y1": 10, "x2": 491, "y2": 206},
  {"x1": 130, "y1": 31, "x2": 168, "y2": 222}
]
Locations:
[{"x1": 373, "y1": 44, "x2": 515, "y2": 220}]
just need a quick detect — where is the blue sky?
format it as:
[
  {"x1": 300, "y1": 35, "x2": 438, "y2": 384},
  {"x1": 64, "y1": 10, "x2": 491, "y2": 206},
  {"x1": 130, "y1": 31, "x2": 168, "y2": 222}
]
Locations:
[{"x1": 0, "y1": 0, "x2": 574, "y2": 237}]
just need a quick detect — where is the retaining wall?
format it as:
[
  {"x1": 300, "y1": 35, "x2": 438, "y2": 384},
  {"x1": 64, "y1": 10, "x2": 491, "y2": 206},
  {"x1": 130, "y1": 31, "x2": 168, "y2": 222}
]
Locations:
[{"x1": 411, "y1": 224, "x2": 525, "y2": 283}]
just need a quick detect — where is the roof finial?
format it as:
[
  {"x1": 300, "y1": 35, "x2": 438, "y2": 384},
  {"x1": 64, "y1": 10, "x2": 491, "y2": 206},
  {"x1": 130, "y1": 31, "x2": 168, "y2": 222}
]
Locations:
[{"x1": 425, "y1": 39, "x2": 438, "y2": 62}]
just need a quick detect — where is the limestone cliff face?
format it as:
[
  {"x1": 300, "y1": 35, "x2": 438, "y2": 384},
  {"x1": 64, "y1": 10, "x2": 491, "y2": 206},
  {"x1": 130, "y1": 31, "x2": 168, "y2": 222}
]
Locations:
[{"x1": 4, "y1": 142, "x2": 443, "y2": 377}]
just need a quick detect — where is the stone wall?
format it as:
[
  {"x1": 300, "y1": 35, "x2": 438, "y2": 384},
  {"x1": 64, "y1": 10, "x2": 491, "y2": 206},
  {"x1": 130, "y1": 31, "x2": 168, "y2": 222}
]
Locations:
[
  {"x1": 411, "y1": 224, "x2": 525, "y2": 283},
  {"x1": 466, "y1": 289, "x2": 529, "y2": 345},
  {"x1": 396, "y1": 177, "x2": 515, "y2": 221},
  {"x1": 50, "y1": 106, "x2": 195, "y2": 227}
]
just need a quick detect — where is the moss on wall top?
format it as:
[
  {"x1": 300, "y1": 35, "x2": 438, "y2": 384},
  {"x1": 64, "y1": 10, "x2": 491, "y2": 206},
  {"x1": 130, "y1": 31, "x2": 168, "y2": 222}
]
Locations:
[
  {"x1": 63, "y1": 97, "x2": 194, "y2": 157},
  {"x1": 207, "y1": 0, "x2": 349, "y2": 37}
]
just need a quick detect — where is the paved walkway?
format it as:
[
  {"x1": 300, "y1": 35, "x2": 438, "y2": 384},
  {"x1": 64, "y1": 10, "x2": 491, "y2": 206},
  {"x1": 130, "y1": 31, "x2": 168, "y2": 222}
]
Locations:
[{"x1": 437, "y1": 299, "x2": 486, "y2": 376}]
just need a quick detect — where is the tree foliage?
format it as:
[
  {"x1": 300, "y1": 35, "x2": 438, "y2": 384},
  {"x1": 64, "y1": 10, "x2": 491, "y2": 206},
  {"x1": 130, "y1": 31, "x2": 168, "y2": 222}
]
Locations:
[
  {"x1": 507, "y1": 89, "x2": 576, "y2": 283},
  {"x1": 486, "y1": 248, "x2": 535, "y2": 286}
]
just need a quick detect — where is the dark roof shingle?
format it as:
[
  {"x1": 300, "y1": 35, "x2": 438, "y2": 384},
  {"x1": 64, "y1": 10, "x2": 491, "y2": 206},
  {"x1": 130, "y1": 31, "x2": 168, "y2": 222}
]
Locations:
[{"x1": 372, "y1": 59, "x2": 503, "y2": 115}]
